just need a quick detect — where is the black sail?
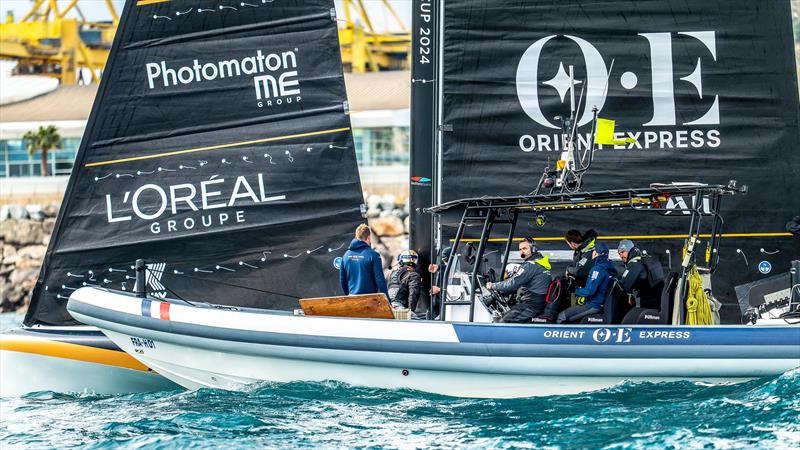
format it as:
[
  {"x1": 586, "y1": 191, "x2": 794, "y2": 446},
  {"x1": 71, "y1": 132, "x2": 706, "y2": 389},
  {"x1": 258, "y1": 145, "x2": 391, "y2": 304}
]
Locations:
[
  {"x1": 435, "y1": 0, "x2": 800, "y2": 321},
  {"x1": 25, "y1": 0, "x2": 364, "y2": 326}
]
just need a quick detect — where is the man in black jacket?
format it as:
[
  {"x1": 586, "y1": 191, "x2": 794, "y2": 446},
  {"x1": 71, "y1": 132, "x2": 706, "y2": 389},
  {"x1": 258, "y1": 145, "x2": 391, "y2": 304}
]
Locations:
[
  {"x1": 486, "y1": 238, "x2": 552, "y2": 323},
  {"x1": 565, "y1": 229, "x2": 598, "y2": 287},
  {"x1": 388, "y1": 250, "x2": 422, "y2": 313},
  {"x1": 533, "y1": 229, "x2": 599, "y2": 323},
  {"x1": 617, "y1": 239, "x2": 665, "y2": 309}
]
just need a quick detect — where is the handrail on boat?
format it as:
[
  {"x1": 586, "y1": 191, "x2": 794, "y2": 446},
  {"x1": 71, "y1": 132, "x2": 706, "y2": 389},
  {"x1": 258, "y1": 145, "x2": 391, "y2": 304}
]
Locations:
[{"x1": 424, "y1": 181, "x2": 746, "y2": 324}]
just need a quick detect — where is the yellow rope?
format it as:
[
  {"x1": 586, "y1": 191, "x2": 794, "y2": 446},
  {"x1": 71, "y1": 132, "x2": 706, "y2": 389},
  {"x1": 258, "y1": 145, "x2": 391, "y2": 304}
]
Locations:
[{"x1": 685, "y1": 266, "x2": 713, "y2": 325}]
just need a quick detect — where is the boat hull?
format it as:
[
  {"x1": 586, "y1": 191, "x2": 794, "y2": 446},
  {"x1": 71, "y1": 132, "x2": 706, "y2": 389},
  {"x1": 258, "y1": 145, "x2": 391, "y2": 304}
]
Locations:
[
  {"x1": 67, "y1": 287, "x2": 800, "y2": 398},
  {"x1": 0, "y1": 326, "x2": 179, "y2": 396}
]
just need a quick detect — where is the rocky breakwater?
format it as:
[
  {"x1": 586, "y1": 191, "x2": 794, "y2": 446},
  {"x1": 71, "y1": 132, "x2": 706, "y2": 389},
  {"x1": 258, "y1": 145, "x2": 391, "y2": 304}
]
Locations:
[
  {"x1": 0, "y1": 204, "x2": 58, "y2": 313},
  {"x1": 363, "y1": 193, "x2": 411, "y2": 278},
  {"x1": 0, "y1": 194, "x2": 411, "y2": 313}
]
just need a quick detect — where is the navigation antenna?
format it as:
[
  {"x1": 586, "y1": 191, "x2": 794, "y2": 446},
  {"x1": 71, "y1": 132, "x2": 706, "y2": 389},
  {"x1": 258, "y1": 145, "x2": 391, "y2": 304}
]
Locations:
[{"x1": 532, "y1": 59, "x2": 615, "y2": 195}]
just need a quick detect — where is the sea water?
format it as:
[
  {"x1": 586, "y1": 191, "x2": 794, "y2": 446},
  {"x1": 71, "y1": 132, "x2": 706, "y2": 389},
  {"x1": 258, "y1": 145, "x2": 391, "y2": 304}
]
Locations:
[{"x1": 1, "y1": 313, "x2": 798, "y2": 449}]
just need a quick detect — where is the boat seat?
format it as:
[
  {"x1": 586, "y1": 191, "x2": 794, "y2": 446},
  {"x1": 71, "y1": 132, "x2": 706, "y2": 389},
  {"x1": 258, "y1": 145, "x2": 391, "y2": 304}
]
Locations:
[
  {"x1": 621, "y1": 272, "x2": 679, "y2": 325},
  {"x1": 579, "y1": 279, "x2": 627, "y2": 324}
]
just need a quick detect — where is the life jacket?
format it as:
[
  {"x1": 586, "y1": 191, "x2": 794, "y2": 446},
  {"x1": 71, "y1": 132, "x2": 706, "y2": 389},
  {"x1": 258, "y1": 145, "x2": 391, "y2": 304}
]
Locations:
[
  {"x1": 387, "y1": 266, "x2": 411, "y2": 306},
  {"x1": 641, "y1": 255, "x2": 665, "y2": 289},
  {"x1": 628, "y1": 253, "x2": 665, "y2": 290}
]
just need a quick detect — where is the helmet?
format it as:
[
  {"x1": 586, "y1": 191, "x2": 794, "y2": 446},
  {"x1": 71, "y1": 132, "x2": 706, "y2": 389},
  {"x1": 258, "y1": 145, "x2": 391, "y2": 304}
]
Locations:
[{"x1": 397, "y1": 250, "x2": 419, "y2": 266}]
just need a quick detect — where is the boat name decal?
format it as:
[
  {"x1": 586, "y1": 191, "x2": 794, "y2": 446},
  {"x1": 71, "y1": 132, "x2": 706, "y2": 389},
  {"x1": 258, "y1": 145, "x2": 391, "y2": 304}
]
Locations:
[
  {"x1": 130, "y1": 337, "x2": 156, "y2": 353},
  {"x1": 145, "y1": 49, "x2": 302, "y2": 109},
  {"x1": 543, "y1": 328, "x2": 692, "y2": 344}
]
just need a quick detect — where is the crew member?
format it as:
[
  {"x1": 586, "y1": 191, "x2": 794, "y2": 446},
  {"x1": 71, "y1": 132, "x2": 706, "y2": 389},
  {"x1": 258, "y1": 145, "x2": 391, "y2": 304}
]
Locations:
[
  {"x1": 557, "y1": 242, "x2": 617, "y2": 323},
  {"x1": 388, "y1": 250, "x2": 422, "y2": 313},
  {"x1": 565, "y1": 229, "x2": 598, "y2": 287},
  {"x1": 486, "y1": 238, "x2": 552, "y2": 323},
  {"x1": 428, "y1": 247, "x2": 452, "y2": 319},
  {"x1": 535, "y1": 229, "x2": 598, "y2": 322},
  {"x1": 340, "y1": 224, "x2": 389, "y2": 298},
  {"x1": 617, "y1": 239, "x2": 665, "y2": 310}
]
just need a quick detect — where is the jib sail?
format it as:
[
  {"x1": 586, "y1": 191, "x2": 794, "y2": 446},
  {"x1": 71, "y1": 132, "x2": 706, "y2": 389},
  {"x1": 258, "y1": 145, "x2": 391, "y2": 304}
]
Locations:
[
  {"x1": 25, "y1": 0, "x2": 364, "y2": 326},
  {"x1": 430, "y1": 0, "x2": 800, "y2": 320}
]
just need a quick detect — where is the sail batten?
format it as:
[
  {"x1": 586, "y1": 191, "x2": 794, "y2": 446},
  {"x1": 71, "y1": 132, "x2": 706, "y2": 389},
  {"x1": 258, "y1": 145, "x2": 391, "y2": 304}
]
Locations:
[{"x1": 123, "y1": 11, "x2": 333, "y2": 50}]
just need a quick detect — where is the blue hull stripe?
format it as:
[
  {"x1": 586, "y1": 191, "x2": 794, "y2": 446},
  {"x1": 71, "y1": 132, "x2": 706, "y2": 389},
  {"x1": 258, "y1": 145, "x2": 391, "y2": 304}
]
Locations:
[
  {"x1": 68, "y1": 299, "x2": 800, "y2": 361},
  {"x1": 452, "y1": 323, "x2": 800, "y2": 346},
  {"x1": 141, "y1": 299, "x2": 152, "y2": 318}
]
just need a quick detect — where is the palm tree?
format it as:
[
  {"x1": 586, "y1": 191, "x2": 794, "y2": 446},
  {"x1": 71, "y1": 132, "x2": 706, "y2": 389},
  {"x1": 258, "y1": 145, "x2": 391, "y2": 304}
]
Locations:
[{"x1": 23, "y1": 125, "x2": 62, "y2": 177}]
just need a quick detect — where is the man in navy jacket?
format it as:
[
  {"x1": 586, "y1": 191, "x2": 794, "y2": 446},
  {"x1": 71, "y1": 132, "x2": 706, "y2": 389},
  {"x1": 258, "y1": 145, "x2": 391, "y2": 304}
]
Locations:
[
  {"x1": 340, "y1": 224, "x2": 389, "y2": 298},
  {"x1": 557, "y1": 242, "x2": 617, "y2": 323}
]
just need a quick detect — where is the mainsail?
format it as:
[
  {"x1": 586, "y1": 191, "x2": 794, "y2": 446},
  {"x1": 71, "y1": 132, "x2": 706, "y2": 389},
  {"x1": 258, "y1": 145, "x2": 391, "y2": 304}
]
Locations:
[
  {"x1": 25, "y1": 0, "x2": 365, "y2": 326},
  {"x1": 421, "y1": 0, "x2": 800, "y2": 321}
]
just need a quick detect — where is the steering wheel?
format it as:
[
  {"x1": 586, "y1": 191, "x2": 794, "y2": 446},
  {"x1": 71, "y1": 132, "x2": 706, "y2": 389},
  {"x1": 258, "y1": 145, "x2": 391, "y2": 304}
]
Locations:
[{"x1": 484, "y1": 287, "x2": 508, "y2": 308}]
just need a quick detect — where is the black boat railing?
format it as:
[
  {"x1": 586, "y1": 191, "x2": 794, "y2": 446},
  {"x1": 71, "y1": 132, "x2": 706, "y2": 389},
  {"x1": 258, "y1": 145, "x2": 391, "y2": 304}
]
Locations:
[{"x1": 426, "y1": 181, "x2": 745, "y2": 324}]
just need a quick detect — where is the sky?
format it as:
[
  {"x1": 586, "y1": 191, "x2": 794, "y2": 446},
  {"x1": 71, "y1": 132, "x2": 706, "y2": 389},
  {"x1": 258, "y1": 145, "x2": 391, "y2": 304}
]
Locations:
[{"x1": 0, "y1": 0, "x2": 413, "y2": 31}]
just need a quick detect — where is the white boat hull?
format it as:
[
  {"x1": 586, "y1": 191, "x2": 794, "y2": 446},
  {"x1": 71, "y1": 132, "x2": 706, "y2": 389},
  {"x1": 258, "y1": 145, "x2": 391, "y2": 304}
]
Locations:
[
  {"x1": 0, "y1": 326, "x2": 179, "y2": 396},
  {"x1": 67, "y1": 287, "x2": 800, "y2": 398},
  {"x1": 101, "y1": 328, "x2": 765, "y2": 398}
]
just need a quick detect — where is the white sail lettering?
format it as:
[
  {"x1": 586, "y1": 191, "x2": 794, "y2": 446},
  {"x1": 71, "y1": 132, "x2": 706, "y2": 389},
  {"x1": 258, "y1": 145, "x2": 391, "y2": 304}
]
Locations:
[
  {"x1": 132, "y1": 184, "x2": 168, "y2": 220},
  {"x1": 219, "y1": 212, "x2": 229, "y2": 224},
  {"x1": 228, "y1": 176, "x2": 259, "y2": 206},
  {"x1": 192, "y1": 60, "x2": 202, "y2": 81},
  {"x1": 146, "y1": 63, "x2": 161, "y2": 89},
  {"x1": 144, "y1": 49, "x2": 300, "y2": 90},
  {"x1": 202, "y1": 63, "x2": 218, "y2": 80},
  {"x1": 200, "y1": 178, "x2": 226, "y2": 209},
  {"x1": 218, "y1": 59, "x2": 241, "y2": 78},
  {"x1": 265, "y1": 53, "x2": 281, "y2": 71},
  {"x1": 279, "y1": 71, "x2": 300, "y2": 96},
  {"x1": 170, "y1": 183, "x2": 199, "y2": 214},
  {"x1": 177, "y1": 67, "x2": 194, "y2": 84},
  {"x1": 105, "y1": 194, "x2": 131, "y2": 223},
  {"x1": 256, "y1": 50, "x2": 266, "y2": 72},
  {"x1": 254, "y1": 75, "x2": 278, "y2": 100},
  {"x1": 257, "y1": 173, "x2": 287, "y2": 202},
  {"x1": 282, "y1": 51, "x2": 297, "y2": 68},
  {"x1": 160, "y1": 61, "x2": 177, "y2": 87},
  {"x1": 258, "y1": 173, "x2": 268, "y2": 200},
  {"x1": 242, "y1": 57, "x2": 258, "y2": 75}
]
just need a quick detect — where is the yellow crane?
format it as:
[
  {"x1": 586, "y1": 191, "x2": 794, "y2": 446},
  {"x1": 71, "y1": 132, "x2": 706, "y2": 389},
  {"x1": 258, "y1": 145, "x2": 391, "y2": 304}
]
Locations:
[
  {"x1": 0, "y1": 0, "x2": 409, "y2": 84},
  {"x1": 0, "y1": 0, "x2": 117, "y2": 84},
  {"x1": 337, "y1": 0, "x2": 411, "y2": 73}
]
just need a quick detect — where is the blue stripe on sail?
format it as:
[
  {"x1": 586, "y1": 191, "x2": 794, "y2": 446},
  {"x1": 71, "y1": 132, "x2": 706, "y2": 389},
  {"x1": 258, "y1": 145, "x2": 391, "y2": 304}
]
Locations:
[
  {"x1": 452, "y1": 324, "x2": 800, "y2": 346},
  {"x1": 141, "y1": 299, "x2": 152, "y2": 318}
]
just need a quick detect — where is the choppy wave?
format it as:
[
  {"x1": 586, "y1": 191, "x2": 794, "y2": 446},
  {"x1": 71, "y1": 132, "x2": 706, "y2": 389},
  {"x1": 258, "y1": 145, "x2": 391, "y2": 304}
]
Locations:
[{"x1": 2, "y1": 369, "x2": 799, "y2": 449}]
